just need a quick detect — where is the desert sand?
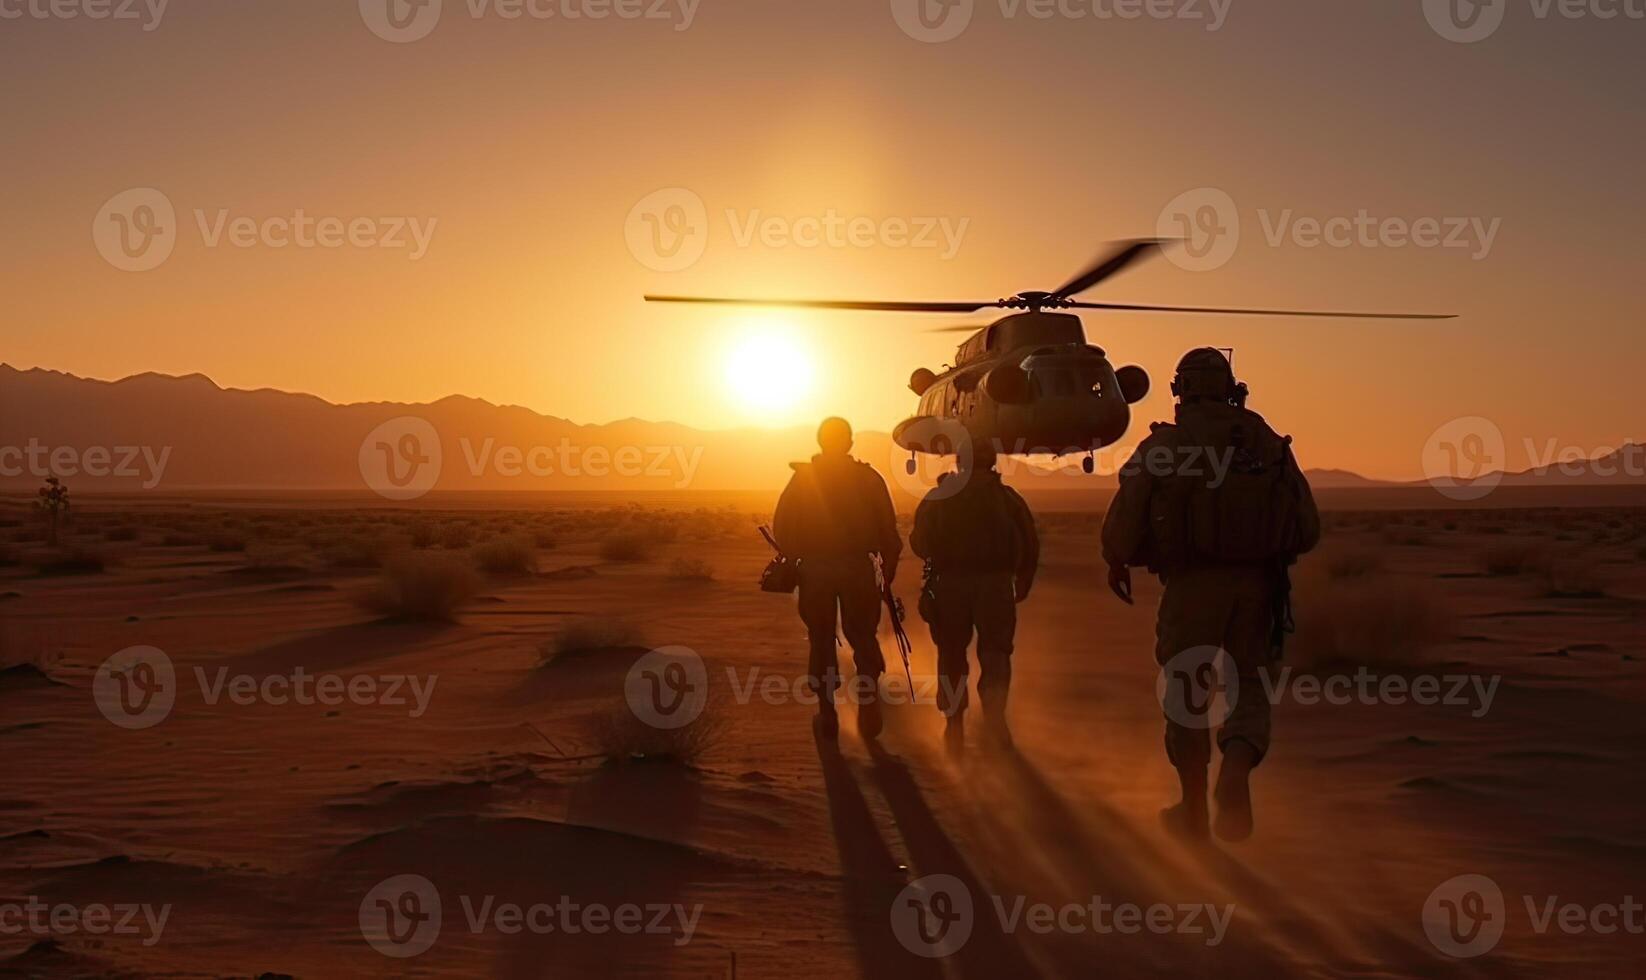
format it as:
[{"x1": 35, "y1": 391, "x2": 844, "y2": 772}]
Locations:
[{"x1": 2, "y1": 493, "x2": 1644, "y2": 977}]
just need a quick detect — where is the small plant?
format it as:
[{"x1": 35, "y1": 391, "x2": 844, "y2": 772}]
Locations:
[
  {"x1": 1480, "y1": 541, "x2": 1549, "y2": 577},
  {"x1": 599, "y1": 530, "x2": 653, "y2": 562},
  {"x1": 1322, "y1": 550, "x2": 1383, "y2": 580},
  {"x1": 541, "y1": 616, "x2": 644, "y2": 663},
  {"x1": 35, "y1": 477, "x2": 70, "y2": 547},
  {"x1": 668, "y1": 557, "x2": 715, "y2": 582},
  {"x1": 1539, "y1": 559, "x2": 1609, "y2": 599},
  {"x1": 589, "y1": 703, "x2": 728, "y2": 767},
  {"x1": 207, "y1": 532, "x2": 248, "y2": 553},
  {"x1": 31, "y1": 545, "x2": 108, "y2": 576},
  {"x1": 471, "y1": 535, "x2": 536, "y2": 575},
  {"x1": 362, "y1": 553, "x2": 478, "y2": 622}
]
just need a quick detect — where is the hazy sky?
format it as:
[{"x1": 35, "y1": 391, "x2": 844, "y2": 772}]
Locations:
[{"x1": 4, "y1": 0, "x2": 1643, "y2": 478}]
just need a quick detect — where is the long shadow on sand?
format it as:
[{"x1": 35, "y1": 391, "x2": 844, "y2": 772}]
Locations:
[
  {"x1": 815, "y1": 727, "x2": 942, "y2": 980},
  {"x1": 223, "y1": 619, "x2": 452, "y2": 675},
  {"x1": 864, "y1": 742, "x2": 1041, "y2": 978}
]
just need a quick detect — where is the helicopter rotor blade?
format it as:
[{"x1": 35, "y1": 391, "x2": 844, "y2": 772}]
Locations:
[
  {"x1": 1065, "y1": 301, "x2": 1455, "y2": 320},
  {"x1": 644, "y1": 295, "x2": 996, "y2": 313},
  {"x1": 1049, "y1": 239, "x2": 1171, "y2": 300}
]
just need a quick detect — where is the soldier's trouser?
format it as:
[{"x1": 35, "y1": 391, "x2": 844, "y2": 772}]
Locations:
[
  {"x1": 798, "y1": 555, "x2": 885, "y2": 710},
  {"x1": 1154, "y1": 564, "x2": 1274, "y2": 769},
  {"x1": 925, "y1": 570, "x2": 1016, "y2": 721}
]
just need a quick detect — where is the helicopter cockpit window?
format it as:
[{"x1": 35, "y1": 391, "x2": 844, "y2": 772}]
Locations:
[{"x1": 1031, "y1": 367, "x2": 1083, "y2": 399}]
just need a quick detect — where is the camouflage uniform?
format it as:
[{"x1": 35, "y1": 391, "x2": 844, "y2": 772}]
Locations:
[
  {"x1": 1102, "y1": 398, "x2": 1319, "y2": 770},
  {"x1": 773, "y1": 452, "x2": 902, "y2": 708},
  {"x1": 911, "y1": 468, "x2": 1039, "y2": 723}
]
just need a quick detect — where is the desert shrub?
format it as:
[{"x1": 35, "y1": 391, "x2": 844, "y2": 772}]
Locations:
[
  {"x1": 1322, "y1": 549, "x2": 1383, "y2": 580},
  {"x1": 1480, "y1": 541, "x2": 1549, "y2": 576},
  {"x1": 103, "y1": 525, "x2": 139, "y2": 542},
  {"x1": 0, "y1": 543, "x2": 15, "y2": 568},
  {"x1": 323, "y1": 533, "x2": 404, "y2": 570},
  {"x1": 161, "y1": 532, "x2": 201, "y2": 547},
  {"x1": 362, "y1": 553, "x2": 478, "y2": 621},
  {"x1": 439, "y1": 523, "x2": 475, "y2": 549},
  {"x1": 1636, "y1": 543, "x2": 1646, "y2": 561},
  {"x1": 541, "y1": 616, "x2": 644, "y2": 663},
  {"x1": 208, "y1": 532, "x2": 248, "y2": 553},
  {"x1": 1381, "y1": 525, "x2": 1430, "y2": 547},
  {"x1": 30, "y1": 545, "x2": 108, "y2": 576},
  {"x1": 1539, "y1": 559, "x2": 1610, "y2": 599},
  {"x1": 668, "y1": 557, "x2": 715, "y2": 581},
  {"x1": 599, "y1": 530, "x2": 653, "y2": 562},
  {"x1": 589, "y1": 703, "x2": 727, "y2": 766},
  {"x1": 1290, "y1": 574, "x2": 1455, "y2": 670},
  {"x1": 532, "y1": 529, "x2": 557, "y2": 549},
  {"x1": 409, "y1": 523, "x2": 439, "y2": 549},
  {"x1": 471, "y1": 535, "x2": 536, "y2": 575}
]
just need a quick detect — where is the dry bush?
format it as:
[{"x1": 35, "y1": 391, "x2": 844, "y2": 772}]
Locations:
[
  {"x1": 541, "y1": 616, "x2": 644, "y2": 664},
  {"x1": 1479, "y1": 540, "x2": 1550, "y2": 576},
  {"x1": 589, "y1": 703, "x2": 728, "y2": 767},
  {"x1": 439, "y1": 522, "x2": 475, "y2": 549},
  {"x1": 599, "y1": 530, "x2": 654, "y2": 562},
  {"x1": 207, "y1": 532, "x2": 248, "y2": 553},
  {"x1": 1539, "y1": 558, "x2": 1610, "y2": 599},
  {"x1": 161, "y1": 531, "x2": 201, "y2": 547},
  {"x1": 1636, "y1": 543, "x2": 1646, "y2": 561},
  {"x1": 532, "y1": 529, "x2": 557, "y2": 549},
  {"x1": 1381, "y1": 525, "x2": 1431, "y2": 547},
  {"x1": 668, "y1": 557, "x2": 715, "y2": 582},
  {"x1": 471, "y1": 535, "x2": 536, "y2": 575},
  {"x1": 103, "y1": 525, "x2": 139, "y2": 542},
  {"x1": 29, "y1": 545, "x2": 109, "y2": 576},
  {"x1": 322, "y1": 532, "x2": 406, "y2": 570},
  {"x1": 1290, "y1": 572, "x2": 1455, "y2": 670},
  {"x1": 362, "y1": 553, "x2": 478, "y2": 622},
  {"x1": 409, "y1": 523, "x2": 440, "y2": 549},
  {"x1": 1322, "y1": 549, "x2": 1383, "y2": 580}
]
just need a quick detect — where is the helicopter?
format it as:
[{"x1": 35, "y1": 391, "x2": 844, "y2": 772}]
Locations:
[{"x1": 646, "y1": 239, "x2": 1453, "y2": 474}]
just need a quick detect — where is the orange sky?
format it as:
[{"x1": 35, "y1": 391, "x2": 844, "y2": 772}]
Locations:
[{"x1": 3, "y1": 0, "x2": 1643, "y2": 480}]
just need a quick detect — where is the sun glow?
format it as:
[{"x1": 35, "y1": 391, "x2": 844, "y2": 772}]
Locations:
[{"x1": 720, "y1": 318, "x2": 818, "y2": 420}]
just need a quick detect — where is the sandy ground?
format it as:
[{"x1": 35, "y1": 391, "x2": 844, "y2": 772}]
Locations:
[{"x1": 1, "y1": 499, "x2": 1644, "y2": 977}]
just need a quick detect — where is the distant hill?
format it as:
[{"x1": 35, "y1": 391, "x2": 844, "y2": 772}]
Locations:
[{"x1": 0, "y1": 363, "x2": 1540, "y2": 502}]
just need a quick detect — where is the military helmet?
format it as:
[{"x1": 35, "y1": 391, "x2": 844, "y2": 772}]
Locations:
[{"x1": 1171, "y1": 347, "x2": 1237, "y2": 401}]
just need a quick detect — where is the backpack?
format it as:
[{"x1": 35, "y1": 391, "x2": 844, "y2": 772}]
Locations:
[{"x1": 1174, "y1": 407, "x2": 1316, "y2": 564}]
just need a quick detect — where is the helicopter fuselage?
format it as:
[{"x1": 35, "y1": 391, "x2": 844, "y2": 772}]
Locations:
[{"x1": 894, "y1": 312, "x2": 1148, "y2": 459}]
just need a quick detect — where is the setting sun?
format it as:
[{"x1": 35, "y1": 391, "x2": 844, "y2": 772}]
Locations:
[{"x1": 720, "y1": 319, "x2": 818, "y2": 420}]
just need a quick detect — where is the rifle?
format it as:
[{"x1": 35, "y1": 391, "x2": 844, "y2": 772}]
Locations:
[{"x1": 876, "y1": 554, "x2": 916, "y2": 701}]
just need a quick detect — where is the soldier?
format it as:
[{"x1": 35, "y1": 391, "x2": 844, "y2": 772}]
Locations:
[
  {"x1": 1101, "y1": 349, "x2": 1319, "y2": 842},
  {"x1": 911, "y1": 443, "x2": 1039, "y2": 755},
  {"x1": 773, "y1": 417, "x2": 903, "y2": 740}
]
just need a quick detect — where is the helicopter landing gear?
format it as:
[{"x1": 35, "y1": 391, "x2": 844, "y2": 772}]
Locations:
[
  {"x1": 1082, "y1": 453, "x2": 1095, "y2": 475},
  {"x1": 906, "y1": 452, "x2": 918, "y2": 475}
]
